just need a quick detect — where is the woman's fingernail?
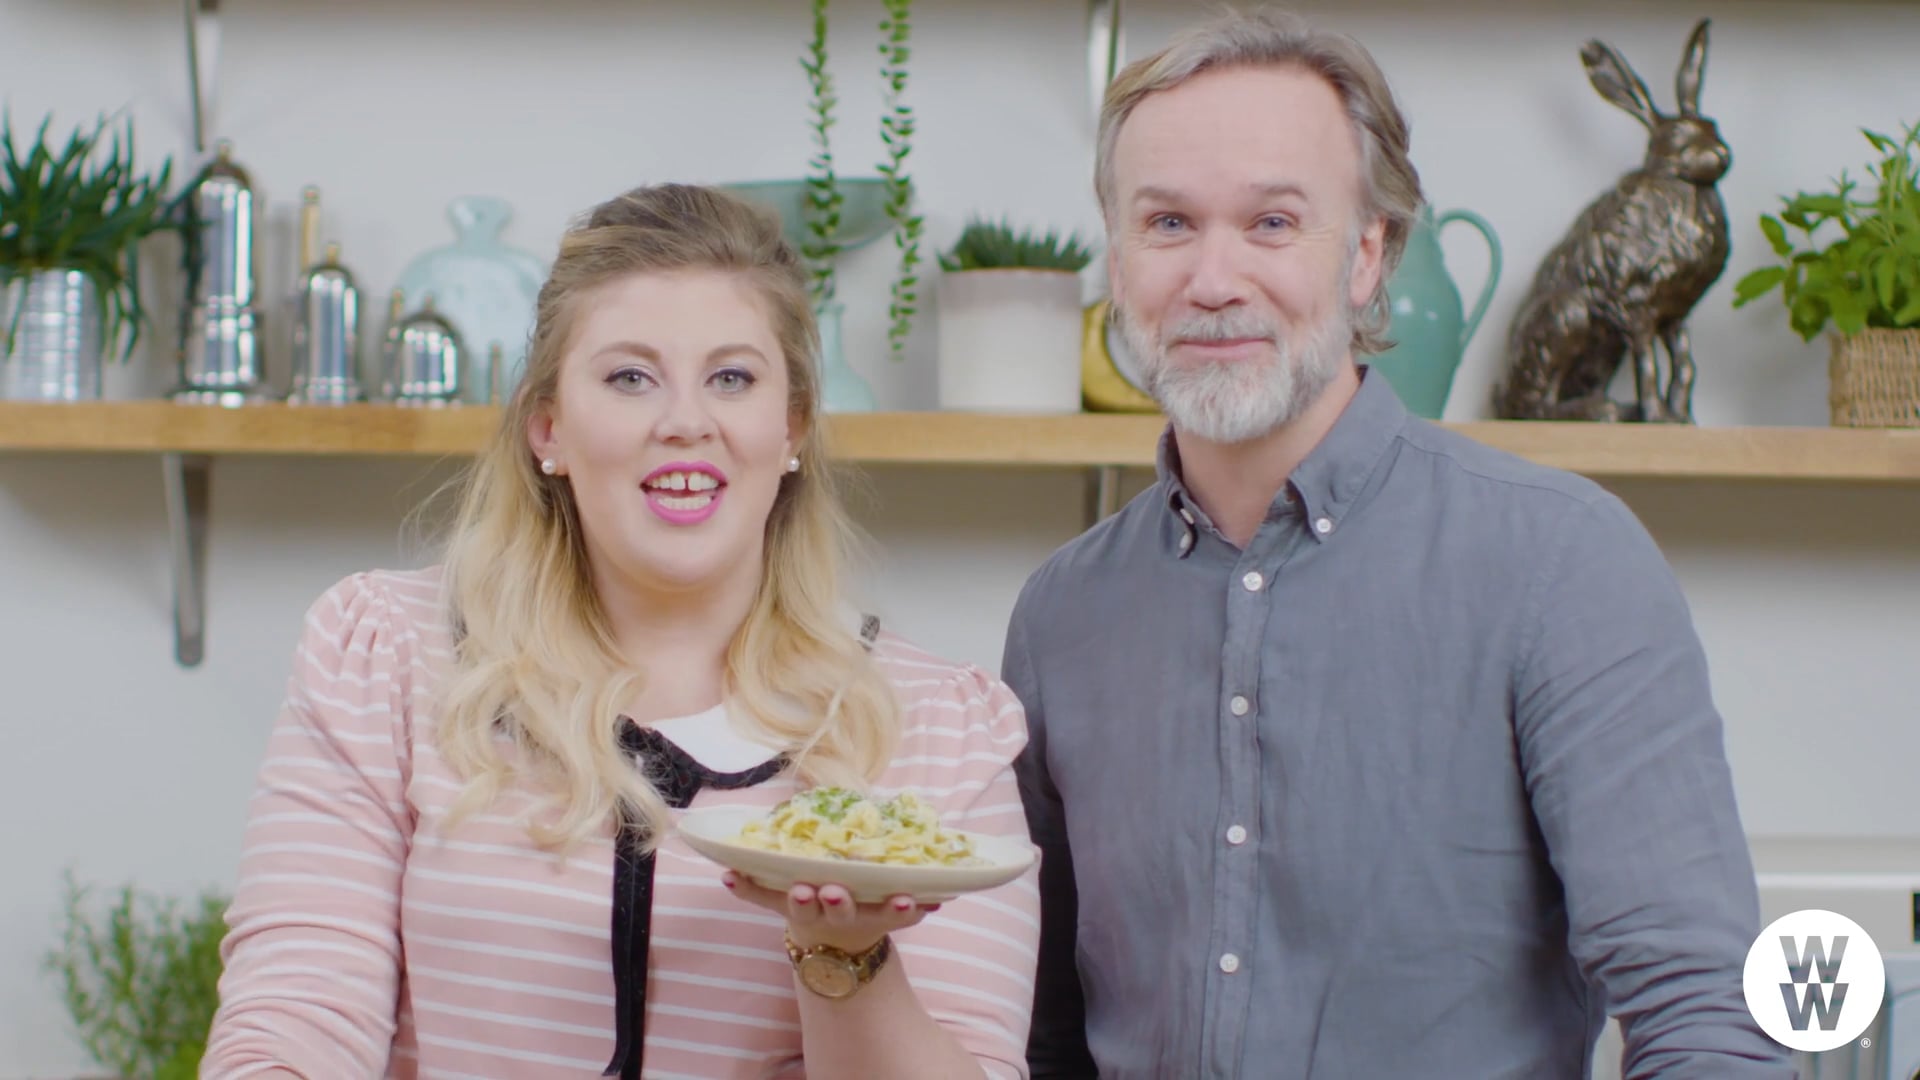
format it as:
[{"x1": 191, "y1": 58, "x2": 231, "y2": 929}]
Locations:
[
  {"x1": 925, "y1": 903, "x2": 942, "y2": 912},
  {"x1": 823, "y1": 894, "x2": 842, "y2": 906},
  {"x1": 722, "y1": 877, "x2": 735, "y2": 889},
  {"x1": 892, "y1": 897, "x2": 912, "y2": 912}
]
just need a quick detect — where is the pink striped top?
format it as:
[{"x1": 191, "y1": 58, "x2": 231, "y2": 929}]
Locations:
[{"x1": 201, "y1": 568, "x2": 1041, "y2": 1079}]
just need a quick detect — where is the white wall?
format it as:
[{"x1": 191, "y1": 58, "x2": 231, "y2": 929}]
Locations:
[{"x1": 3, "y1": 0, "x2": 1916, "y2": 1075}]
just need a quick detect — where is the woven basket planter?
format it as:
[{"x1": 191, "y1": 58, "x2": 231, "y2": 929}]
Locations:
[{"x1": 1829, "y1": 328, "x2": 1920, "y2": 427}]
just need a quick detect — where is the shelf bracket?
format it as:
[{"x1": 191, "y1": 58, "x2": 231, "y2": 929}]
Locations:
[
  {"x1": 162, "y1": 453, "x2": 211, "y2": 668},
  {"x1": 1084, "y1": 465, "x2": 1121, "y2": 528},
  {"x1": 185, "y1": 0, "x2": 221, "y2": 154}
]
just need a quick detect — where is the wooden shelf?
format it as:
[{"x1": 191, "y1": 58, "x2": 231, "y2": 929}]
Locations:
[
  {"x1": 1447, "y1": 419, "x2": 1920, "y2": 483},
  {"x1": 0, "y1": 401, "x2": 1165, "y2": 466},
  {"x1": 5, "y1": 398, "x2": 1913, "y2": 671},
  {"x1": 2, "y1": 400, "x2": 1919, "y2": 482}
]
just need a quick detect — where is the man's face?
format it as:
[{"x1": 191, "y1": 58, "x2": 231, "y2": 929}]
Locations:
[{"x1": 1107, "y1": 64, "x2": 1385, "y2": 443}]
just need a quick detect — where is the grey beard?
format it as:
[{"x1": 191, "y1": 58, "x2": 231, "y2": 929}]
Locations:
[{"x1": 1119, "y1": 302, "x2": 1352, "y2": 444}]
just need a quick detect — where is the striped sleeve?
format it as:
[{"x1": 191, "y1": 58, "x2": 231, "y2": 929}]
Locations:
[
  {"x1": 202, "y1": 574, "x2": 416, "y2": 1078},
  {"x1": 889, "y1": 661, "x2": 1042, "y2": 1080}
]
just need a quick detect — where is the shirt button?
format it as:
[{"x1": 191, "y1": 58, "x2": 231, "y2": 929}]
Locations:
[
  {"x1": 1219, "y1": 953, "x2": 1241, "y2": 974},
  {"x1": 1241, "y1": 571, "x2": 1264, "y2": 592},
  {"x1": 1229, "y1": 695, "x2": 1249, "y2": 716},
  {"x1": 1226, "y1": 825, "x2": 1247, "y2": 845},
  {"x1": 1178, "y1": 532, "x2": 1193, "y2": 552},
  {"x1": 1179, "y1": 508, "x2": 1195, "y2": 525},
  {"x1": 1314, "y1": 516, "x2": 1334, "y2": 535}
]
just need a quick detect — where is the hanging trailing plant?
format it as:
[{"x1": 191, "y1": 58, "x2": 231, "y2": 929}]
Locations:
[
  {"x1": 877, "y1": 0, "x2": 924, "y2": 362},
  {"x1": 798, "y1": 0, "x2": 842, "y2": 308}
]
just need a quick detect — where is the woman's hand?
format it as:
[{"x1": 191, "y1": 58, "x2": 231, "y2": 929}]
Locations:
[{"x1": 722, "y1": 871, "x2": 941, "y2": 952}]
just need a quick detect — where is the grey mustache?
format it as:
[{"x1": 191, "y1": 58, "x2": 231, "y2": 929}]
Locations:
[{"x1": 1164, "y1": 315, "x2": 1278, "y2": 344}]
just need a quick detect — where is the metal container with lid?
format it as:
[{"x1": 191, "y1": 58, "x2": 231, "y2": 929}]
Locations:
[
  {"x1": 286, "y1": 242, "x2": 365, "y2": 404},
  {"x1": 382, "y1": 293, "x2": 466, "y2": 406},
  {"x1": 172, "y1": 140, "x2": 268, "y2": 404}
]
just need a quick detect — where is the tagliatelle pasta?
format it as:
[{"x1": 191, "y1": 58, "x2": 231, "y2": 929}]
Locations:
[{"x1": 737, "y1": 787, "x2": 984, "y2": 867}]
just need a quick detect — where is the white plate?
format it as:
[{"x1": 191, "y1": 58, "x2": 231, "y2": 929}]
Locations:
[{"x1": 675, "y1": 804, "x2": 1037, "y2": 905}]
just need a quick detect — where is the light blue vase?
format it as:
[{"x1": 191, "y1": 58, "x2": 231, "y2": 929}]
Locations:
[
  {"x1": 392, "y1": 196, "x2": 546, "y2": 404},
  {"x1": 815, "y1": 301, "x2": 875, "y2": 412}
]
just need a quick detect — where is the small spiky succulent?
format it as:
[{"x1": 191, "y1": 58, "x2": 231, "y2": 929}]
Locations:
[{"x1": 939, "y1": 218, "x2": 1094, "y2": 273}]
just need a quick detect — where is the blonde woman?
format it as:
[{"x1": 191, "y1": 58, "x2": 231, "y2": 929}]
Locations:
[{"x1": 201, "y1": 184, "x2": 1039, "y2": 1079}]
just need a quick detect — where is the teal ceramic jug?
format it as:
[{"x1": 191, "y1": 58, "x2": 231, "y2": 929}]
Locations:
[
  {"x1": 815, "y1": 301, "x2": 876, "y2": 412},
  {"x1": 1370, "y1": 206, "x2": 1501, "y2": 418}
]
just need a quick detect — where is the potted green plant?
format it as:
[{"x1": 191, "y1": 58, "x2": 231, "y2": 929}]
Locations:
[
  {"x1": 934, "y1": 217, "x2": 1095, "y2": 412},
  {"x1": 44, "y1": 872, "x2": 228, "y2": 1080},
  {"x1": 0, "y1": 111, "x2": 178, "y2": 401},
  {"x1": 1733, "y1": 121, "x2": 1920, "y2": 427}
]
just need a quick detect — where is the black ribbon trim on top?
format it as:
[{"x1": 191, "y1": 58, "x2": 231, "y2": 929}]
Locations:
[
  {"x1": 602, "y1": 725, "x2": 788, "y2": 1079},
  {"x1": 601, "y1": 613, "x2": 878, "y2": 1077}
]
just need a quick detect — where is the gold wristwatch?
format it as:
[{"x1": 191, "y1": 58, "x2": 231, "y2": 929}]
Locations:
[{"x1": 785, "y1": 932, "x2": 892, "y2": 999}]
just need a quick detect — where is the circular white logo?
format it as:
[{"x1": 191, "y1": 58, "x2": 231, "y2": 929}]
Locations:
[{"x1": 1743, "y1": 908, "x2": 1886, "y2": 1052}]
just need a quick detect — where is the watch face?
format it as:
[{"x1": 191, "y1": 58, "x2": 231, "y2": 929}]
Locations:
[{"x1": 799, "y1": 955, "x2": 858, "y2": 998}]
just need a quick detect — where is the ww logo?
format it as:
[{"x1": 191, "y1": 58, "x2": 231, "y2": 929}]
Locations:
[
  {"x1": 1780, "y1": 932, "x2": 1848, "y2": 1031},
  {"x1": 1744, "y1": 909, "x2": 1885, "y2": 1053}
]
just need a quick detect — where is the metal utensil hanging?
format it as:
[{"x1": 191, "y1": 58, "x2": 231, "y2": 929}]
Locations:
[{"x1": 1087, "y1": 0, "x2": 1124, "y2": 122}]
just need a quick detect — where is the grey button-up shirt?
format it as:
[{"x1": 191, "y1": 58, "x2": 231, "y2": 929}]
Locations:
[{"x1": 1003, "y1": 369, "x2": 1795, "y2": 1079}]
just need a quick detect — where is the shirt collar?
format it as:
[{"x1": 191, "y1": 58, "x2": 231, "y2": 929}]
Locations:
[{"x1": 1154, "y1": 365, "x2": 1409, "y2": 556}]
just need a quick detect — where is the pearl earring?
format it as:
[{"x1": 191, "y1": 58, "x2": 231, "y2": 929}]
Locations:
[
  {"x1": 540, "y1": 458, "x2": 557, "y2": 475},
  {"x1": 787, "y1": 456, "x2": 801, "y2": 473}
]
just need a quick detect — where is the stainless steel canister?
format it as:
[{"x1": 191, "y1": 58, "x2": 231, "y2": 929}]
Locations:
[
  {"x1": 173, "y1": 140, "x2": 268, "y2": 403},
  {"x1": 0, "y1": 270, "x2": 102, "y2": 400},
  {"x1": 287, "y1": 242, "x2": 364, "y2": 403},
  {"x1": 383, "y1": 294, "x2": 465, "y2": 406}
]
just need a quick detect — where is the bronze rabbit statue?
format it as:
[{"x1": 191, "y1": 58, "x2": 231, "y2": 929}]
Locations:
[{"x1": 1494, "y1": 18, "x2": 1731, "y2": 423}]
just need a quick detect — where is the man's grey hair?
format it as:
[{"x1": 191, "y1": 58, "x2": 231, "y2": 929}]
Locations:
[{"x1": 1095, "y1": 6, "x2": 1426, "y2": 356}]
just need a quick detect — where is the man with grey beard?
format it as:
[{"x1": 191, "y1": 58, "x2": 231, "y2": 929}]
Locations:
[{"x1": 1000, "y1": 9, "x2": 1793, "y2": 1079}]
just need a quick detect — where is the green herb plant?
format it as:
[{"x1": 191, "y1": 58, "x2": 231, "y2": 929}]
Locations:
[
  {"x1": 1733, "y1": 121, "x2": 1920, "y2": 341},
  {"x1": 939, "y1": 217, "x2": 1096, "y2": 273},
  {"x1": 0, "y1": 111, "x2": 178, "y2": 362},
  {"x1": 877, "y1": 0, "x2": 925, "y2": 362},
  {"x1": 44, "y1": 871, "x2": 229, "y2": 1080},
  {"x1": 799, "y1": 0, "x2": 842, "y2": 308}
]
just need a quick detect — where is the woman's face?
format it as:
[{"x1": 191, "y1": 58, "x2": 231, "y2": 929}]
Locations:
[{"x1": 529, "y1": 269, "x2": 800, "y2": 600}]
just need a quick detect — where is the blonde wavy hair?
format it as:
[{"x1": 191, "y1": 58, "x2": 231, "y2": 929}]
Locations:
[
  {"x1": 430, "y1": 183, "x2": 900, "y2": 854},
  {"x1": 1094, "y1": 5, "x2": 1426, "y2": 356}
]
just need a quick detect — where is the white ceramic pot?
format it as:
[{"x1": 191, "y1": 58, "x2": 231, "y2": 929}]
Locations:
[{"x1": 935, "y1": 268, "x2": 1084, "y2": 412}]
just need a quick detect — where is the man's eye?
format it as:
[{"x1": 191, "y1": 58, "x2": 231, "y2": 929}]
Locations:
[{"x1": 1149, "y1": 214, "x2": 1186, "y2": 232}]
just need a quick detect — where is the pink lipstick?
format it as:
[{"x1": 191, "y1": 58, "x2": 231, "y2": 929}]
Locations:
[{"x1": 641, "y1": 461, "x2": 727, "y2": 525}]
